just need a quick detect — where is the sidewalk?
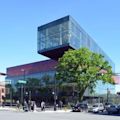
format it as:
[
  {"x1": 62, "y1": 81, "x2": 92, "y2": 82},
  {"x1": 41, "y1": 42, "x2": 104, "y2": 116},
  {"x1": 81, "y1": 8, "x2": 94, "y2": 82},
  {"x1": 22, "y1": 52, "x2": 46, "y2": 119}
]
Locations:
[
  {"x1": 39, "y1": 109, "x2": 71, "y2": 113},
  {"x1": 36, "y1": 107, "x2": 71, "y2": 113},
  {"x1": 0, "y1": 107, "x2": 17, "y2": 111},
  {"x1": 0, "y1": 106, "x2": 71, "y2": 113}
]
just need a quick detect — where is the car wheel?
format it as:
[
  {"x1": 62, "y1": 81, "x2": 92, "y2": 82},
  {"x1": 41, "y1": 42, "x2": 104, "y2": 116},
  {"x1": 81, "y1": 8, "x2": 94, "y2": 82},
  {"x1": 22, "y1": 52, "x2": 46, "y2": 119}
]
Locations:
[
  {"x1": 101, "y1": 110, "x2": 104, "y2": 112},
  {"x1": 118, "y1": 110, "x2": 120, "y2": 114},
  {"x1": 108, "y1": 111, "x2": 111, "y2": 115}
]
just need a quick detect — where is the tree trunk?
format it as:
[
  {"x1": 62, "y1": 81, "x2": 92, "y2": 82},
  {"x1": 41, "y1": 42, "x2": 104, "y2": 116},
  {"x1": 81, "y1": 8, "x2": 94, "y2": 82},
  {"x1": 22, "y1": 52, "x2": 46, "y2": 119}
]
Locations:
[
  {"x1": 78, "y1": 85, "x2": 87, "y2": 102},
  {"x1": 78, "y1": 89, "x2": 85, "y2": 102}
]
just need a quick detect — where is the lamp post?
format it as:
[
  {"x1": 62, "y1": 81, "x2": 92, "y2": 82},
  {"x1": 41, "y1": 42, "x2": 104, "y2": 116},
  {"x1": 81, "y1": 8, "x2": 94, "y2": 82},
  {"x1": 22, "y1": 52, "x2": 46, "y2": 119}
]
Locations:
[{"x1": 53, "y1": 76, "x2": 57, "y2": 111}]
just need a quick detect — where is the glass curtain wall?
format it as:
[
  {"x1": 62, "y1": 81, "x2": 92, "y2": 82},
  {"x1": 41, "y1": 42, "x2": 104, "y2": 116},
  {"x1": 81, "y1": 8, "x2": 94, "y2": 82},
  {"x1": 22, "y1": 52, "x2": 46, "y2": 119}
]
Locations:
[
  {"x1": 69, "y1": 17, "x2": 115, "y2": 70},
  {"x1": 37, "y1": 21, "x2": 70, "y2": 51},
  {"x1": 37, "y1": 16, "x2": 115, "y2": 70}
]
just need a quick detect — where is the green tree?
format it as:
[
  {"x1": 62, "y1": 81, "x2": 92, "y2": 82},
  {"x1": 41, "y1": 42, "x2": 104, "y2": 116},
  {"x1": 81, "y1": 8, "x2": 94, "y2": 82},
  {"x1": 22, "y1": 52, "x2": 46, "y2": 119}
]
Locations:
[
  {"x1": 41, "y1": 74, "x2": 53, "y2": 87},
  {"x1": 26, "y1": 78, "x2": 40, "y2": 87},
  {"x1": 25, "y1": 78, "x2": 41, "y2": 92},
  {"x1": 56, "y1": 48, "x2": 114, "y2": 101}
]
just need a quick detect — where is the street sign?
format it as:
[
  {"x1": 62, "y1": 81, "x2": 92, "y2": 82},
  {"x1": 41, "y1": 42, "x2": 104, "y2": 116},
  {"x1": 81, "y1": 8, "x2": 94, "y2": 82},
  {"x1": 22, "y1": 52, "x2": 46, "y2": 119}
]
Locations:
[{"x1": 18, "y1": 80, "x2": 26, "y2": 84}]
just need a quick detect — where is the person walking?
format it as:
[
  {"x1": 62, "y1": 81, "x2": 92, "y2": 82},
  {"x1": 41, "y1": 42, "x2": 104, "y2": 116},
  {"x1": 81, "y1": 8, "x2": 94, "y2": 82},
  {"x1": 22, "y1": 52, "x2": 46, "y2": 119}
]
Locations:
[
  {"x1": 16, "y1": 100, "x2": 20, "y2": 110},
  {"x1": 59, "y1": 100, "x2": 63, "y2": 109},
  {"x1": 41, "y1": 101, "x2": 45, "y2": 111},
  {"x1": 23, "y1": 101, "x2": 28, "y2": 112},
  {"x1": 31, "y1": 101, "x2": 34, "y2": 112},
  {"x1": 28, "y1": 100, "x2": 31, "y2": 111}
]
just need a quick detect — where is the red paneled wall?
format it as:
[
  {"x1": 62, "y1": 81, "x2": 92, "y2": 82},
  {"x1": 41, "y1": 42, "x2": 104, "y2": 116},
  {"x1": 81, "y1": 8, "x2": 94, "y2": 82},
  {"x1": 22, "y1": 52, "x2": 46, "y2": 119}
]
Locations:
[{"x1": 7, "y1": 59, "x2": 58, "y2": 77}]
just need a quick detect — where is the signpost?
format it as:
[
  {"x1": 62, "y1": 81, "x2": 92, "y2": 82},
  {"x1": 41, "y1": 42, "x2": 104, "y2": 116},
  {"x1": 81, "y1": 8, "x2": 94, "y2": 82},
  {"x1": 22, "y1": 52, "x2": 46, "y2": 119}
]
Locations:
[{"x1": 18, "y1": 80, "x2": 26, "y2": 84}]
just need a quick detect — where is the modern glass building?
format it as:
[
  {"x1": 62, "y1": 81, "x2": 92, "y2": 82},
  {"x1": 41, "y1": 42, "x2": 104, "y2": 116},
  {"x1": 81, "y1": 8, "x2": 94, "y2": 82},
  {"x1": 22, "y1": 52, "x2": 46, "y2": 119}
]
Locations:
[
  {"x1": 6, "y1": 60, "x2": 57, "y2": 86},
  {"x1": 37, "y1": 15, "x2": 115, "y2": 98},
  {"x1": 6, "y1": 15, "x2": 115, "y2": 103},
  {"x1": 37, "y1": 15, "x2": 114, "y2": 71}
]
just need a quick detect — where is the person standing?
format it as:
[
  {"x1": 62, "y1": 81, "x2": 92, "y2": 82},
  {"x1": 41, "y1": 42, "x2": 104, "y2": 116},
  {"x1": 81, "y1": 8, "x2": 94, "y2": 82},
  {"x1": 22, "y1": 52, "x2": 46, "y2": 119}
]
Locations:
[
  {"x1": 41, "y1": 101, "x2": 45, "y2": 111},
  {"x1": 59, "y1": 100, "x2": 63, "y2": 109},
  {"x1": 31, "y1": 101, "x2": 34, "y2": 111},
  {"x1": 23, "y1": 101, "x2": 28, "y2": 112},
  {"x1": 16, "y1": 100, "x2": 20, "y2": 110},
  {"x1": 28, "y1": 100, "x2": 31, "y2": 111}
]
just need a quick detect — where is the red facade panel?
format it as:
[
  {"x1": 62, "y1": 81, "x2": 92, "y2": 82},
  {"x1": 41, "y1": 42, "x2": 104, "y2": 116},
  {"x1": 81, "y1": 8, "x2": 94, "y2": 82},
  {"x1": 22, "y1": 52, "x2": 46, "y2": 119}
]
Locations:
[{"x1": 7, "y1": 59, "x2": 58, "y2": 77}]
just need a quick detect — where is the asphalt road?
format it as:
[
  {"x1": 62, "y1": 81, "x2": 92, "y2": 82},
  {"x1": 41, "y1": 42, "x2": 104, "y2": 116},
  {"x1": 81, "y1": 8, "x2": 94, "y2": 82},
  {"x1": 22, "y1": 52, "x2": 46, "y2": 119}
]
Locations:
[{"x1": 0, "y1": 111, "x2": 120, "y2": 120}]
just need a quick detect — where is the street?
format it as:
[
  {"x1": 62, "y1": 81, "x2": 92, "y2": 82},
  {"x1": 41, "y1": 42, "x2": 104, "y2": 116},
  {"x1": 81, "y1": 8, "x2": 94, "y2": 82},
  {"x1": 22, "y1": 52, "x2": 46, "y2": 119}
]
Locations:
[{"x1": 0, "y1": 111, "x2": 120, "y2": 120}]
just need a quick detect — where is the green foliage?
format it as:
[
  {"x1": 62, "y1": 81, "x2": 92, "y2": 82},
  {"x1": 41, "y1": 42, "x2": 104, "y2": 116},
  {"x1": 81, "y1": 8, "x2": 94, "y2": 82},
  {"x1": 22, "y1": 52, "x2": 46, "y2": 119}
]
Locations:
[
  {"x1": 41, "y1": 74, "x2": 53, "y2": 87},
  {"x1": 26, "y1": 78, "x2": 40, "y2": 87},
  {"x1": 56, "y1": 48, "x2": 114, "y2": 101}
]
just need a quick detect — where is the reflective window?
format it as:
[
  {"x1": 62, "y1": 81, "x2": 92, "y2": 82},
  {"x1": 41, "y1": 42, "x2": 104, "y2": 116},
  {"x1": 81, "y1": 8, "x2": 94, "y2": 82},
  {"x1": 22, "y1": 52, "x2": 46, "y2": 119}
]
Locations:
[
  {"x1": 37, "y1": 16, "x2": 115, "y2": 71},
  {"x1": 62, "y1": 31, "x2": 69, "y2": 44},
  {"x1": 38, "y1": 21, "x2": 69, "y2": 51}
]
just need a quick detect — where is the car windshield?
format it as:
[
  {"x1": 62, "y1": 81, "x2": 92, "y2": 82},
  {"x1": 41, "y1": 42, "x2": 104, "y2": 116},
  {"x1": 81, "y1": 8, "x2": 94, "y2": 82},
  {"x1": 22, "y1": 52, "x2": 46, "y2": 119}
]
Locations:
[
  {"x1": 93, "y1": 105, "x2": 98, "y2": 107},
  {"x1": 110, "y1": 105, "x2": 116, "y2": 108}
]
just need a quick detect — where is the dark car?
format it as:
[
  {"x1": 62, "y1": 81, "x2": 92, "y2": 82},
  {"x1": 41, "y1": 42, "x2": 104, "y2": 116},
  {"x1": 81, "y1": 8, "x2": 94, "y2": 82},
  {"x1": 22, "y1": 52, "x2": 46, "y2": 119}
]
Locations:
[
  {"x1": 72, "y1": 103, "x2": 88, "y2": 112},
  {"x1": 106, "y1": 104, "x2": 120, "y2": 115},
  {"x1": 116, "y1": 105, "x2": 120, "y2": 114}
]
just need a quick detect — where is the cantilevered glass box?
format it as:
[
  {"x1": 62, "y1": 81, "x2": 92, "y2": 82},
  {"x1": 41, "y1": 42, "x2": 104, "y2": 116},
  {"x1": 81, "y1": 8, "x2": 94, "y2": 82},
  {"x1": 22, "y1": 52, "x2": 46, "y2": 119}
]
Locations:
[
  {"x1": 37, "y1": 16, "x2": 72, "y2": 59},
  {"x1": 37, "y1": 15, "x2": 114, "y2": 71}
]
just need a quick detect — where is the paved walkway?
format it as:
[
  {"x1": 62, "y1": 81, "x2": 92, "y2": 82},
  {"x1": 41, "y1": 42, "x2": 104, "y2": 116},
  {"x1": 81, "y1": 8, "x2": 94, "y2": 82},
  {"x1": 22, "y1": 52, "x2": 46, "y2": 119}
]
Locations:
[{"x1": 0, "y1": 106, "x2": 71, "y2": 113}]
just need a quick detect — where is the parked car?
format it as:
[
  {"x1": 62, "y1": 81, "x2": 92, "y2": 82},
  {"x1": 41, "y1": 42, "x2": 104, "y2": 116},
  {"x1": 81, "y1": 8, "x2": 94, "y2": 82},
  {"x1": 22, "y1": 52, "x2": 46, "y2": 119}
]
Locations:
[
  {"x1": 104, "y1": 102, "x2": 113, "y2": 109},
  {"x1": 88, "y1": 103, "x2": 104, "y2": 113},
  {"x1": 92, "y1": 103, "x2": 104, "y2": 113},
  {"x1": 72, "y1": 104, "x2": 82, "y2": 112},
  {"x1": 106, "y1": 104, "x2": 120, "y2": 114},
  {"x1": 116, "y1": 105, "x2": 120, "y2": 114},
  {"x1": 72, "y1": 103, "x2": 88, "y2": 112}
]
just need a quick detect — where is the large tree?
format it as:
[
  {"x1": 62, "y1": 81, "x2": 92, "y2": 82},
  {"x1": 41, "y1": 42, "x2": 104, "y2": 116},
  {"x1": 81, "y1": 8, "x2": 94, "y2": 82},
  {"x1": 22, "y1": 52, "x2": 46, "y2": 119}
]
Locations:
[{"x1": 56, "y1": 48, "x2": 114, "y2": 101}]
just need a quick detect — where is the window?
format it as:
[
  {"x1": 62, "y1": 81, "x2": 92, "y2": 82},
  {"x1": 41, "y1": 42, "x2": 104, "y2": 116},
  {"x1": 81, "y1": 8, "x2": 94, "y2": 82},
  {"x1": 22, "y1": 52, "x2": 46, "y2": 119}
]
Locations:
[{"x1": 2, "y1": 88, "x2": 4, "y2": 93}]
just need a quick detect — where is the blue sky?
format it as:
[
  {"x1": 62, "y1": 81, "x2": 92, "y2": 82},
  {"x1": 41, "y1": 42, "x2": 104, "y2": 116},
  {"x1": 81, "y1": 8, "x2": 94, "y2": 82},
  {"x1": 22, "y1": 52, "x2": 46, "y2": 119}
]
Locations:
[{"x1": 0, "y1": 0, "x2": 120, "y2": 81}]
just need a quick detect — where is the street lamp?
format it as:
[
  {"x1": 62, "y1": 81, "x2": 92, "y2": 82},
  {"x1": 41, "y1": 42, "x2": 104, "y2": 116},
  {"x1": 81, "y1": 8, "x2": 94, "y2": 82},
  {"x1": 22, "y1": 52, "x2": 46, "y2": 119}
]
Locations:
[{"x1": 53, "y1": 76, "x2": 57, "y2": 111}]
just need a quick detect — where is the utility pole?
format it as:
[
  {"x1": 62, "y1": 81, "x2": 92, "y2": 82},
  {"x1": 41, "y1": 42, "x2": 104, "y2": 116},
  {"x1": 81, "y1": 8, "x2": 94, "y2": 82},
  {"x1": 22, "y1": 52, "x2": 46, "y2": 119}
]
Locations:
[
  {"x1": 107, "y1": 88, "x2": 110, "y2": 103},
  {"x1": 10, "y1": 86, "x2": 12, "y2": 107},
  {"x1": 54, "y1": 76, "x2": 57, "y2": 111}
]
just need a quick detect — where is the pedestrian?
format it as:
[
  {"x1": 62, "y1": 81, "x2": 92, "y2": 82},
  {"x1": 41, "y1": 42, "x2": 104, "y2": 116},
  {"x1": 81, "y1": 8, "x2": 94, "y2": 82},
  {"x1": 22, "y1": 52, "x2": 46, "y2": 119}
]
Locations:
[
  {"x1": 59, "y1": 100, "x2": 63, "y2": 109},
  {"x1": 23, "y1": 101, "x2": 28, "y2": 112},
  {"x1": 41, "y1": 101, "x2": 45, "y2": 111},
  {"x1": 16, "y1": 100, "x2": 20, "y2": 110},
  {"x1": 28, "y1": 100, "x2": 31, "y2": 111},
  {"x1": 31, "y1": 101, "x2": 34, "y2": 112},
  {"x1": 33, "y1": 101, "x2": 37, "y2": 112}
]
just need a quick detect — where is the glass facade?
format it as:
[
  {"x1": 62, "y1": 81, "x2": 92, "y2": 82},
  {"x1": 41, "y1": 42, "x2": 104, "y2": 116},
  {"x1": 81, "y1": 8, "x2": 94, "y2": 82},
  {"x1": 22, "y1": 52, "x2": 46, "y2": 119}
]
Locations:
[
  {"x1": 6, "y1": 70, "x2": 55, "y2": 88},
  {"x1": 95, "y1": 80, "x2": 115, "y2": 95},
  {"x1": 6, "y1": 16, "x2": 116, "y2": 103},
  {"x1": 37, "y1": 15, "x2": 115, "y2": 71},
  {"x1": 37, "y1": 18, "x2": 70, "y2": 51}
]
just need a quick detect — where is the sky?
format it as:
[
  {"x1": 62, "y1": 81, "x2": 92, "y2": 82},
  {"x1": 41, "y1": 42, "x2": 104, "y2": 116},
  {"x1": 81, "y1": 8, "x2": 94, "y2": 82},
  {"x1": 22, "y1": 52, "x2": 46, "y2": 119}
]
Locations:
[{"x1": 0, "y1": 0, "x2": 120, "y2": 85}]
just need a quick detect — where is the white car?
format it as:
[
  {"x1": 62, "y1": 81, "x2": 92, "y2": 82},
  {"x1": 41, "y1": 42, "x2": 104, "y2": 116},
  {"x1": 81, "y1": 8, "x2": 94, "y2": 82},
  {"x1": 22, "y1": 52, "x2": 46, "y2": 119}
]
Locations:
[{"x1": 92, "y1": 103, "x2": 104, "y2": 113}]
